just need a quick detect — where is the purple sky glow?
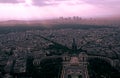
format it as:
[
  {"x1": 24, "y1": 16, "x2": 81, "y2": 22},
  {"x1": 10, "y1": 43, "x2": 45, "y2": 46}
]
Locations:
[{"x1": 0, "y1": 0, "x2": 120, "y2": 20}]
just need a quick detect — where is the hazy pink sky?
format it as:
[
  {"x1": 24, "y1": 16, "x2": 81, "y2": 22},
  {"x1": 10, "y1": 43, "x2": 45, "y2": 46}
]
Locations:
[{"x1": 0, "y1": 0, "x2": 120, "y2": 20}]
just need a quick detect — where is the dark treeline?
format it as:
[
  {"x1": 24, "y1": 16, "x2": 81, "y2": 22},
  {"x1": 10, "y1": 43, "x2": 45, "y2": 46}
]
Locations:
[
  {"x1": 32, "y1": 57, "x2": 63, "y2": 78},
  {"x1": 88, "y1": 58, "x2": 120, "y2": 78},
  {"x1": 0, "y1": 24, "x2": 114, "y2": 34},
  {"x1": 0, "y1": 26, "x2": 46, "y2": 34},
  {"x1": 51, "y1": 24, "x2": 114, "y2": 29}
]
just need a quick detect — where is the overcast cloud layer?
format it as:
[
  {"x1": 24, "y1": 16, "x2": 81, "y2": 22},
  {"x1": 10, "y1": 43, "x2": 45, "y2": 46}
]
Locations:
[
  {"x1": 0, "y1": 0, "x2": 18, "y2": 3},
  {"x1": 0, "y1": 0, "x2": 119, "y2": 20}
]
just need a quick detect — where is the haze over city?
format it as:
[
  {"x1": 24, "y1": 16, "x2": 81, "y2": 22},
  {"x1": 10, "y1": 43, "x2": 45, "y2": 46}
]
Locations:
[
  {"x1": 0, "y1": 0, "x2": 120, "y2": 20},
  {"x1": 0, "y1": 1, "x2": 120, "y2": 78}
]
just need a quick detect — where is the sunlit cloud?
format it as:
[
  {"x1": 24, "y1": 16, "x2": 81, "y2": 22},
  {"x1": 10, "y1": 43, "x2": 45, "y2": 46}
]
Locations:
[{"x1": 24, "y1": 0, "x2": 33, "y2": 6}]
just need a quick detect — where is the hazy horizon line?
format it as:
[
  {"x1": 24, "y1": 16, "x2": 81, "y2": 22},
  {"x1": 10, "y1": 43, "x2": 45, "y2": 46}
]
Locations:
[{"x1": 0, "y1": 15, "x2": 120, "y2": 21}]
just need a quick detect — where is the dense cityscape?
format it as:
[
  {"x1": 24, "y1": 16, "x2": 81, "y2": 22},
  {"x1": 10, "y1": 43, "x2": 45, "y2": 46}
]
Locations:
[
  {"x1": 0, "y1": 0, "x2": 120, "y2": 78},
  {"x1": 0, "y1": 24, "x2": 120, "y2": 78}
]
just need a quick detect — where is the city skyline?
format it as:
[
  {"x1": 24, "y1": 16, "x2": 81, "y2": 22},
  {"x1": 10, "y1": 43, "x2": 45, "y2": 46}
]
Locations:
[{"x1": 0, "y1": 0, "x2": 120, "y2": 20}]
